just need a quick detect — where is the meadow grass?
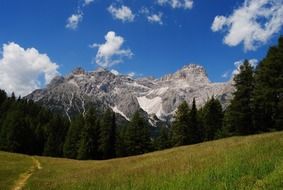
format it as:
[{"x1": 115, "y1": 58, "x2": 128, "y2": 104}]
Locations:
[
  {"x1": 0, "y1": 151, "x2": 33, "y2": 190},
  {"x1": 1, "y1": 132, "x2": 283, "y2": 190}
]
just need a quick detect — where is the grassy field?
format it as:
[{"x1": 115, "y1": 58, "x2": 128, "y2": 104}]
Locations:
[
  {"x1": 0, "y1": 151, "x2": 33, "y2": 190},
  {"x1": 1, "y1": 132, "x2": 283, "y2": 190}
]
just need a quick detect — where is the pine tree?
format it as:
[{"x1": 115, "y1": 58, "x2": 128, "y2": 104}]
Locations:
[
  {"x1": 77, "y1": 108, "x2": 100, "y2": 160},
  {"x1": 125, "y1": 111, "x2": 151, "y2": 156},
  {"x1": 201, "y1": 97, "x2": 223, "y2": 140},
  {"x1": 154, "y1": 127, "x2": 170, "y2": 150},
  {"x1": 0, "y1": 90, "x2": 7, "y2": 107},
  {"x1": 63, "y1": 114, "x2": 84, "y2": 159},
  {"x1": 171, "y1": 101, "x2": 190, "y2": 146},
  {"x1": 0, "y1": 109, "x2": 31, "y2": 153},
  {"x1": 253, "y1": 36, "x2": 283, "y2": 131},
  {"x1": 188, "y1": 98, "x2": 202, "y2": 144},
  {"x1": 225, "y1": 60, "x2": 255, "y2": 135},
  {"x1": 115, "y1": 126, "x2": 128, "y2": 157},
  {"x1": 44, "y1": 115, "x2": 68, "y2": 157},
  {"x1": 98, "y1": 109, "x2": 116, "y2": 159}
]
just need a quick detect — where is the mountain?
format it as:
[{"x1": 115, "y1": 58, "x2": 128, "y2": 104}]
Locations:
[{"x1": 26, "y1": 64, "x2": 234, "y2": 125}]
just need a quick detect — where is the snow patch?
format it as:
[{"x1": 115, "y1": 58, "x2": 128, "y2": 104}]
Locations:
[
  {"x1": 137, "y1": 96, "x2": 164, "y2": 118},
  {"x1": 111, "y1": 106, "x2": 130, "y2": 121}
]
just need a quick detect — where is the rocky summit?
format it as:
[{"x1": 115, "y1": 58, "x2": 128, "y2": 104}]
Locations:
[{"x1": 26, "y1": 64, "x2": 234, "y2": 125}]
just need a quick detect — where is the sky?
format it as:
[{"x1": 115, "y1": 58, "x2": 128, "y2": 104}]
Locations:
[{"x1": 0, "y1": 0, "x2": 282, "y2": 96}]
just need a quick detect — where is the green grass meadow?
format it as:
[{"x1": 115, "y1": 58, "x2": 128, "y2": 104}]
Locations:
[{"x1": 1, "y1": 132, "x2": 283, "y2": 190}]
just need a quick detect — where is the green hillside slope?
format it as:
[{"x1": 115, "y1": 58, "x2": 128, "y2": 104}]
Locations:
[{"x1": 1, "y1": 132, "x2": 283, "y2": 190}]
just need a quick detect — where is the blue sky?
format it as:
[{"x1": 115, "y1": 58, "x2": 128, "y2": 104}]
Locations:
[{"x1": 0, "y1": 0, "x2": 282, "y2": 95}]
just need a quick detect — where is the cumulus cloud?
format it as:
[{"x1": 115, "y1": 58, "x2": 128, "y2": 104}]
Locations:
[
  {"x1": 108, "y1": 5, "x2": 135, "y2": 22},
  {"x1": 66, "y1": 0, "x2": 94, "y2": 30},
  {"x1": 211, "y1": 0, "x2": 283, "y2": 51},
  {"x1": 157, "y1": 0, "x2": 193, "y2": 10},
  {"x1": 232, "y1": 59, "x2": 258, "y2": 75},
  {"x1": 66, "y1": 13, "x2": 83, "y2": 30},
  {"x1": 147, "y1": 12, "x2": 163, "y2": 25},
  {"x1": 0, "y1": 42, "x2": 59, "y2": 96},
  {"x1": 91, "y1": 31, "x2": 133, "y2": 68},
  {"x1": 211, "y1": 16, "x2": 227, "y2": 32},
  {"x1": 83, "y1": 0, "x2": 94, "y2": 6}
]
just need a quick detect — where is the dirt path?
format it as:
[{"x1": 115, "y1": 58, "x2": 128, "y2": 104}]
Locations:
[{"x1": 12, "y1": 157, "x2": 42, "y2": 190}]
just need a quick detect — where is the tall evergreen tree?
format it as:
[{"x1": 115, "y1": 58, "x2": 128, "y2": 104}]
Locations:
[
  {"x1": 98, "y1": 109, "x2": 117, "y2": 159},
  {"x1": 171, "y1": 101, "x2": 190, "y2": 146},
  {"x1": 253, "y1": 36, "x2": 283, "y2": 131},
  {"x1": 43, "y1": 115, "x2": 68, "y2": 157},
  {"x1": 63, "y1": 114, "x2": 84, "y2": 159},
  {"x1": 0, "y1": 109, "x2": 32, "y2": 153},
  {"x1": 125, "y1": 111, "x2": 151, "y2": 156},
  {"x1": 77, "y1": 108, "x2": 100, "y2": 160},
  {"x1": 188, "y1": 98, "x2": 202, "y2": 144},
  {"x1": 154, "y1": 127, "x2": 171, "y2": 150},
  {"x1": 115, "y1": 126, "x2": 128, "y2": 157},
  {"x1": 225, "y1": 60, "x2": 255, "y2": 135},
  {"x1": 201, "y1": 97, "x2": 223, "y2": 140}
]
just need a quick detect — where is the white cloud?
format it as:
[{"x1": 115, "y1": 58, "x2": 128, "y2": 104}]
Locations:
[
  {"x1": 139, "y1": 7, "x2": 150, "y2": 15},
  {"x1": 108, "y1": 5, "x2": 135, "y2": 22},
  {"x1": 211, "y1": 16, "x2": 227, "y2": 32},
  {"x1": 66, "y1": 0, "x2": 94, "y2": 30},
  {"x1": 221, "y1": 70, "x2": 230, "y2": 79},
  {"x1": 147, "y1": 12, "x2": 163, "y2": 25},
  {"x1": 91, "y1": 31, "x2": 133, "y2": 68},
  {"x1": 0, "y1": 42, "x2": 59, "y2": 96},
  {"x1": 157, "y1": 0, "x2": 193, "y2": 10},
  {"x1": 232, "y1": 59, "x2": 258, "y2": 75},
  {"x1": 83, "y1": 0, "x2": 94, "y2": 6},
  {"x1": 211, "y1": 0, "x2": 283, "y2": 51},
  {"x1": 66, "y1": 13, "x2": 83, "y2": 30},
  {"x1": 127, "y1": 72, "x2": 136, "y2": 78},
  {"x1": 110, "y1": 69, "x2": 120, "y2": 75}
]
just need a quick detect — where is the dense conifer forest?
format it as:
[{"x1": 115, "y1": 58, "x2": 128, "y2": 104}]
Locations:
[{"x1": 0, "y1": 36, "x2": 282, "y2": 160}]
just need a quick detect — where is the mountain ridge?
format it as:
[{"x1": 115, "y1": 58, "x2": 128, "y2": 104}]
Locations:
[{"x1": 26, "y1": 64, "x2": 234, "y2": 125}]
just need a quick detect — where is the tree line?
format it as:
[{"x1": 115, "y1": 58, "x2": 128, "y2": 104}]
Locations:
[
  {"x1": 0, "y1": 36, "x2": 282, "y2": 159},
  {"x1": 0, "y1": 92, "x2": 153, "y2": 159},
  {"x1": 158, "y1": 36, "x2": 283, "y2": 148}
]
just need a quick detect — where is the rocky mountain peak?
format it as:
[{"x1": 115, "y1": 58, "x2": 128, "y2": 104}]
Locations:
[
  {"x1": 71, "y1": 67, "x2": 86, "y2": 75},
  {"x1": 47, "y1": 76, "x2": 65, "y2": 89},
  {"x1": 94, "y1": 67, "x2": 109, "y2": 73},
  {"x1": 160, "y1": 64, "x2": 209, "y2": 83},
  {"x1": 26, "y1": 64, "x2": 234, "y2": 125}
]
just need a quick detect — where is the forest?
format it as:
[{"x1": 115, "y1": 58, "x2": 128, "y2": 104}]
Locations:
[{"x1": 0, "y1": 36, "x2": 282, "y2": 160}]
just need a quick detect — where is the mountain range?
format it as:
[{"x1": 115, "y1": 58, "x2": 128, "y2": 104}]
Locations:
[{"x1": 26, "y1": 64, "x2": 234, "y2": 126}]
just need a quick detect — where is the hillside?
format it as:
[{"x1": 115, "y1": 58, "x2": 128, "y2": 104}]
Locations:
[{"x1": 1, "y1": 132, "x2": 283, "y2": 190}]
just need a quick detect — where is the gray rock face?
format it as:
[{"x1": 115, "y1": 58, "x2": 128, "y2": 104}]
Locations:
[{"x1": 26, "y1": 64, "x2": 234, "y2": 124}]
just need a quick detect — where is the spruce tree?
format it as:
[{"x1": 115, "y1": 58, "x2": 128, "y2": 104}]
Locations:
[
  {"x1": 43, "y1": 115, "x2": 68, "y2": 157},
  {"x1": 202, "y1": 97, "x2": 223, "y2": 140},
  {"x1": 77, "y1": 108, "x2": 100, "y2": 160},
  {"x1": 125, "y1": 111, "x2": 151, "y2": 156},
  {"x1": 154, "y1": 127, "x2": 170, "y2": 150},
  {"x1": 253, "y1": 36, "x2": 283, "y2": 131},
  {"x1": 171, "y1": 101, "x2": 190, "y2": 146},
  {"x1": 188, "y1": 98, "x2": 202, "y2": 144},
  {"x1": 0, "y1": 110, "x2": 31, "y2": 153},
  {"x1": 225, "y1": 60, "x2": 255, "y2": 135},
  {"x1": 98, "y1": 109, "x2": 116, "y2": 159},
  {"x1": 63, "y1": 114, "x2": 84, "y2": 159},
  {"x1": 115, "y1": 126, "x2": 128, "y2": 157}
]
